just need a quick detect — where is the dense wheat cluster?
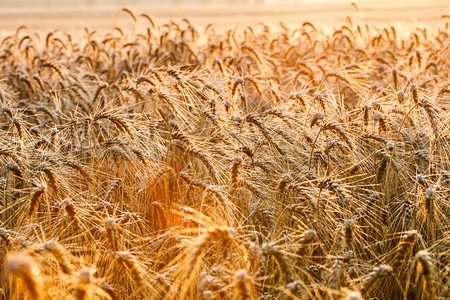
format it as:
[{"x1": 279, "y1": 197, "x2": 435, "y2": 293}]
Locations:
[{"x1": 0, "y1": 7, "x2": 449, "y2": 299}]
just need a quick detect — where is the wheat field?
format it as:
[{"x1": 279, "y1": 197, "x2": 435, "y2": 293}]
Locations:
[{"x1": 0, "y1": 2, "x2": 449, "y2": 299}]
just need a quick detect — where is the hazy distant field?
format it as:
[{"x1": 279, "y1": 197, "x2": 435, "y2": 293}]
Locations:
[{"x1": 0, "y1": 0, "x2": 449, "y2": 34}]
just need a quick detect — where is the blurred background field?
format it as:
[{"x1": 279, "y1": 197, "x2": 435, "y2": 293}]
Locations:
[{"x1": 0, "y1": 0, "x2": 448, "y2": 33}]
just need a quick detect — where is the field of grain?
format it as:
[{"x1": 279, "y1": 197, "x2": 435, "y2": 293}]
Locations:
[{"x1": 0, "y1": 2, "x2": 449, "y2": 299}]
